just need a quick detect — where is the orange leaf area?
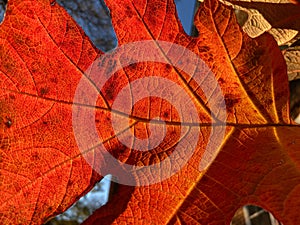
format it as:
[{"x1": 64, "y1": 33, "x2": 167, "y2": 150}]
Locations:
[{"x1": 0, "y1": 0, "x2": 299, "y2": 224}]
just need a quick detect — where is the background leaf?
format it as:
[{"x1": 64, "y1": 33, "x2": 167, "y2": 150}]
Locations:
[{"x1": 223, "y1": 0, "x2": 300, "y2": 46}]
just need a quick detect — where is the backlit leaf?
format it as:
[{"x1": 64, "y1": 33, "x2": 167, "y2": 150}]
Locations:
[{"x1": 0, "y1": 0, "x2": 299, "y2": 225}]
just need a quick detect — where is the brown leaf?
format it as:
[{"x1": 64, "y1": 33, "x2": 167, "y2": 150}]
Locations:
[
  {"x1": 284, "y1": 46, "x2": 300, "y2": 80},
  {"x1": 224, "y1": 0, "x2": 300, "y2": 46}
]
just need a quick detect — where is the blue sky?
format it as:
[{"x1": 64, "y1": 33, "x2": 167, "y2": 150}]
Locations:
[{"x1": 175, "y1": 0, "x2": 197, "y2": 34}]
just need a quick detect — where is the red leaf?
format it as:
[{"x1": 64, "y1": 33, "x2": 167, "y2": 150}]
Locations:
[
  {"x1": 0, "y1": 1, "x2": 102, "y2": 224},
  {"x1": 0, "y1": 0, "x2": 299, "y2": 225}
]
